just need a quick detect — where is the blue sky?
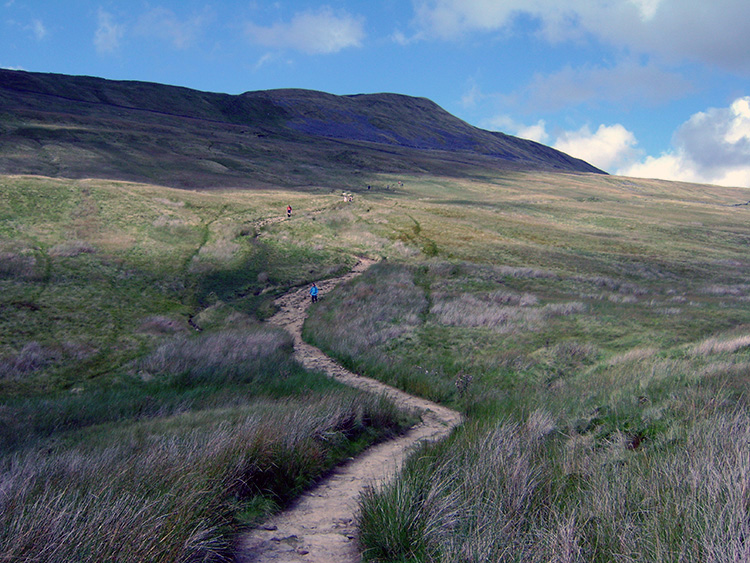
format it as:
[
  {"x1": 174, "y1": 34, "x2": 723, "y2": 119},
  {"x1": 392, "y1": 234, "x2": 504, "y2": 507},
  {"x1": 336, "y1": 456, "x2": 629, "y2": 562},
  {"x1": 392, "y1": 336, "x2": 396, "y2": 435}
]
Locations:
[{"x1": 3, "y1": 1, "x2": 750, "y2": 187}]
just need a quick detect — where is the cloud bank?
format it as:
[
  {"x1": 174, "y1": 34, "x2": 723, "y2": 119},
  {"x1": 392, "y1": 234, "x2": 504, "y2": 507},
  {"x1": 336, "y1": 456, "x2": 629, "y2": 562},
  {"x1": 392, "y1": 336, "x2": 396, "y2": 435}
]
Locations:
[
  {"x1": 501, "y1": 97, "x2": 750, "y2": 187},
  {"x1": 94, "y1": 9, "x2": 124, "y2": 55},
  {"x1": 411, "y1": 0, "x2": 750, "y2": 74},
  {"x1": 620, "y1": 97, "x2": 750, "y2": 187},
  {"x1": 245, "y1": 7, "x2": 365, "y2": 55}
]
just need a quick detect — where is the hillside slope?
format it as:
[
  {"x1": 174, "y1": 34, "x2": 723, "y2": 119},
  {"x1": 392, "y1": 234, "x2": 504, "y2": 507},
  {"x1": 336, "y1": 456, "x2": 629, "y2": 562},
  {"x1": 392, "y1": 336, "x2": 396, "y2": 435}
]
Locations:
[{"x1": 0, "y1": 69, "x2": 603, "y2": 189}]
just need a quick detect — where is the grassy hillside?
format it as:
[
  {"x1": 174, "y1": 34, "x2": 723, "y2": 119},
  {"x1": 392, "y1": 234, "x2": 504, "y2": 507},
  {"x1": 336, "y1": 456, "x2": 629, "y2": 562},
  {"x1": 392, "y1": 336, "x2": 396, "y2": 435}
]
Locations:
[
  {"x1": 2, "y1": 170, "x2": 750, "y2": 561},
  {"x1": 0, "y1": 175, "x2": 414, "y2": 562},
  {"x1": 301, "y1": 173, "x2": 750, "y2": 562}
]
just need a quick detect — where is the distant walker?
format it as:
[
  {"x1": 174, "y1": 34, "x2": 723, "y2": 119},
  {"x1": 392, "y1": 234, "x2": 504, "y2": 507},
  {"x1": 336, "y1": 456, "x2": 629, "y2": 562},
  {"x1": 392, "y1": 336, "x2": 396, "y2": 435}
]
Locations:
[{"x1": 309, "y1": 283, "x2": 319, "y2": 303}]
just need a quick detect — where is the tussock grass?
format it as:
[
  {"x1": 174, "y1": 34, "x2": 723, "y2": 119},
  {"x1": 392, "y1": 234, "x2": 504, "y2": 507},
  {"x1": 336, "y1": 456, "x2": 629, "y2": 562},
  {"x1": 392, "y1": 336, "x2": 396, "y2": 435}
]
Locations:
[
  {"x1": 606, "y1": 347, "x2": 658, "y2": 366},
  {"x1": 360, "y1": 407, "x2": 750, "y2": 562},
  {"x1": 0, "y1": 322, "x2": 413, "y2": 561},
  {"x1": 0, "y1": 341, "x2": 60, "y2": 380},
  {"x1": 48, "y1": 240, "x2": 96, "y2": 257},
  {"x1": 135, "y1": 328, "x2": 293, "y2": 384},
  {"x1": 0, "y1": 250, "x2": 39, "y2": 279},
  {"x1": 306, "y1": 262, "x2": 428, "y2": 358},
  {"x1": 303, "y1": 171, "x2": 750, "y2": 562},
  {"x1": 691, "y1": 334, "x2": 750, "y2": 356},
  {"x1": 6, "y1": 169, "x2": 750, "y2": 562},
  {"x1": 137, "y1": 315, "x2": 190, "y2": 335},
  {"x1": 1, "y1": 392, "x2": 409, "y2": 563},
  {"x1": 0, "y1": 176, "x2": 418, "y2": 561},
  {"x1": 430, "y1": 293, "x2": 584, "y2": 332}
]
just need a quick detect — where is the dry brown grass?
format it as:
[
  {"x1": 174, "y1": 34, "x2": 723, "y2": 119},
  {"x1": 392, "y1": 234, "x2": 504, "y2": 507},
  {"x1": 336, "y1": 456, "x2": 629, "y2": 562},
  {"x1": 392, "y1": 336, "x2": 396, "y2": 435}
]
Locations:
[
  {"x1": 691, "y1": 334, "x2": 750, "y2": 356},
  {"x1": 48, "y1": 241, "x2": 96, "y2": 257},
  {"x1": 430, "y1": 292, "x2": 584, "y2": 332}
]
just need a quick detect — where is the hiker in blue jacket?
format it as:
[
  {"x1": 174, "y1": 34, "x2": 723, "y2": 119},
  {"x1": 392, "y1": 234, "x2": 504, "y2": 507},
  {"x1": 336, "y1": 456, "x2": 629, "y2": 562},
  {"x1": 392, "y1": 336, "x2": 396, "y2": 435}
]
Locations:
[{"x1": 309, "y1": 283, "x2": 319, "y2": 303}]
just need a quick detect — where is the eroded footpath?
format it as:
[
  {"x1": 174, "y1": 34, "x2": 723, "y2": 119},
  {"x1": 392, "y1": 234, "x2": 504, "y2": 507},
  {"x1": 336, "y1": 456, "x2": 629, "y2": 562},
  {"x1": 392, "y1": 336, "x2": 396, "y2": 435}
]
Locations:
[{"x1": 233, "y1": 258, "x2": 463, "y2": 563}]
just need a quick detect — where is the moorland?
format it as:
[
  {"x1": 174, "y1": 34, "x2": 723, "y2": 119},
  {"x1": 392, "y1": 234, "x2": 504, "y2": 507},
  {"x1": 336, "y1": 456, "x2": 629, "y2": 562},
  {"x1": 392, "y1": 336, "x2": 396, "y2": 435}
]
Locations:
[{"x1": 2, "y1": 70, "x2": 750, "y2": 563}]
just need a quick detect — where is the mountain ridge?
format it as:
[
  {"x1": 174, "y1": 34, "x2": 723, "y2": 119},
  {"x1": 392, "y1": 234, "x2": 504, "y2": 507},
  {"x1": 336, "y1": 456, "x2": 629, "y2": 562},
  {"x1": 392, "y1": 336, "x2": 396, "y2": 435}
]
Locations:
[{"x1": 0, "y1": 69, "x2": 605, "y2": 189}]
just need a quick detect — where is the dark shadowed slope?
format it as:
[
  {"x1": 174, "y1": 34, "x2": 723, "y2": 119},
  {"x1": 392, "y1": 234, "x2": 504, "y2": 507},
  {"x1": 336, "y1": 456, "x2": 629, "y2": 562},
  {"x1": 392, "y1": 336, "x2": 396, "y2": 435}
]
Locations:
[{"x1": 0, "y1": 69, "x2": 605, "y2": 189}]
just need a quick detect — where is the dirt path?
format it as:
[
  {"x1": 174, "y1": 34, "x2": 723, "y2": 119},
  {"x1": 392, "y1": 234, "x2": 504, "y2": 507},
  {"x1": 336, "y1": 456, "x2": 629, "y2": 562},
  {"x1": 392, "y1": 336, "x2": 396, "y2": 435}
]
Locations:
[{"x1": 233, "y1": 258, "x2": 463, "y2": 563}]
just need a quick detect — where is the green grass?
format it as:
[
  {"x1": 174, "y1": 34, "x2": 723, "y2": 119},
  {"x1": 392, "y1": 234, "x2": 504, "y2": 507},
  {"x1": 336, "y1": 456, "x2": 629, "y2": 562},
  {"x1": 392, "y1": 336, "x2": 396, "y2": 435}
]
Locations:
[
  {"x1": 4, "y1": 169, "x2": 750, "y2": 562},
  {"x1": 300, "y1": 172, "x2": 750, "y2": 561},
  {"x1": 0, "y1": 175, "x2": 416, "y2": 562}
]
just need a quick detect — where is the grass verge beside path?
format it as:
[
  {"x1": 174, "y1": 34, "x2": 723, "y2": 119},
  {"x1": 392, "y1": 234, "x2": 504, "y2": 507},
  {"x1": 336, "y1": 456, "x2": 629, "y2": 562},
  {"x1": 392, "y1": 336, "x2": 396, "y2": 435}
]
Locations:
[
  {"x1": 0, "y1": 320, "x2": 414, "y2": 563},
  {"x1": 311, "y1": 260, "x2": 750, "y2": 561}
]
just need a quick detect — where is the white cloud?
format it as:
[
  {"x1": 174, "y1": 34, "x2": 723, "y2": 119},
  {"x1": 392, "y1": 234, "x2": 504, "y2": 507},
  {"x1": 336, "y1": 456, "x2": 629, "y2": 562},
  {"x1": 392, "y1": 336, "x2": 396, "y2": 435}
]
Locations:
[
  {"x1": 135, "y1": 7, "x2": 212, "y2": 50},
  {"x1": 521, "y1": 61, "x2": 693, "y2": 112},
  {"x1": 517, "y1": 120, "x2": 550, "y2": 144},
  {"x1": 619, "y1": 96, "x2": 750, "y2": 187},
  {"x1": 94, "y1": 9, "x2": 124, "y2": 54},
  {"x1": 485, "y1": 114, "x2": 636, "y2": 170},
  {"x1": 253, "y1": 52, "x2": 293, "y2": 71},
  {"x1": 391, "y1": 29, "x2": 412, "y2": 46},
  {"x1": 554, "y1": 123, "x2": 639, "y2": 172},
  {"x1": 411, "y1": 0, "x2": 750, "y2": 74},
  {"x1": 619, "y1": 152, "x2": 698, "y2": 183},
  {"x1": 629, "y1": 0, "x2": 663, "y2": 21},
  {"x1": 460, "y1": 80, "x2": 483, "y2": 109},
  {"x1": 411, "y1": 1, "x2": 518, "y2": 39},
  {"x1": 485, "y1": 114, "x2": 550, "y2": 144},
  {"x1": 245, "y1": 7, "x2": 365, "y2": 55},
  {"x1": 486, "y1": 98, "x2": 750, "y2": 186},
  {"x1": 28, "y1": 18, "x2": 46, "y2": 40}
]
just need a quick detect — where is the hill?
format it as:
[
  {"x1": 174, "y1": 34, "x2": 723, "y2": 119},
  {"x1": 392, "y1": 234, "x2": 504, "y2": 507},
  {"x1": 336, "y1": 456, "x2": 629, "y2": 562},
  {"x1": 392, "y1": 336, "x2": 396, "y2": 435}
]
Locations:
[
  {"x1": 0, "y1": 69, "x2": 604, "y2": 189},
  {"x1": 2, "y1": 171, "x2": 750, "y2": 561}
]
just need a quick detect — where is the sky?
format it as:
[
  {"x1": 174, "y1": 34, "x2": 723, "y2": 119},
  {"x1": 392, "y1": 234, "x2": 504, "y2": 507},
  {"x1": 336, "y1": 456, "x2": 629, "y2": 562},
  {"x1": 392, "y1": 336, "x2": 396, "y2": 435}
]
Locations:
[{"x1": 3, "y1": 1, "x2": 750, "y2": 187}]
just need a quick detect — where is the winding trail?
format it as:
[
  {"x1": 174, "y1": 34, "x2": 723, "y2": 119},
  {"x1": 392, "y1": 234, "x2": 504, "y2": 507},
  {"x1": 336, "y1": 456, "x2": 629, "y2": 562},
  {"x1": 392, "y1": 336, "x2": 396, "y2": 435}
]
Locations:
[{"x1": 233, "y1": 258, "x2": 463, "y2": 563}]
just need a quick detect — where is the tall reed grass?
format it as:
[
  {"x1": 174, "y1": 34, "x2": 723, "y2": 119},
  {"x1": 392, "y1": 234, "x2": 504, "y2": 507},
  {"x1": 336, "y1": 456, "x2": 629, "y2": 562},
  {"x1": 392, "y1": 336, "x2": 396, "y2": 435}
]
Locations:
[
  {"x1": 1, "y1": 393, "x2": 408, "y2": 563},
  {"x1": 359, "y1": 407, "x2": 750, "y2": 562},
  {"x1": 1, "y1": 322, "x2": 413, "y2": 562},
  {"x1": 306, "y1": 257, "x2": 750, "y2": 562}
]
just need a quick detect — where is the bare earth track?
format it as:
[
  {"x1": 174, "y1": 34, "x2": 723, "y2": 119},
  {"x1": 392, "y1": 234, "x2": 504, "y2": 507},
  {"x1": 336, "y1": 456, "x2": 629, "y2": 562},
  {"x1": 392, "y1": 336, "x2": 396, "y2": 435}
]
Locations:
[{"x1": 234, "y1": 258, "x2": 463, "y2": 563}]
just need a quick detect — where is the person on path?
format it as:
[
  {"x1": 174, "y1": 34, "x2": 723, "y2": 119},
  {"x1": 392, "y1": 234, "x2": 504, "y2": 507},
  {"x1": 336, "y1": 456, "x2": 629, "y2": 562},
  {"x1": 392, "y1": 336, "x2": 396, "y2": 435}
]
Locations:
[
  {"x1": 309, "y1": 283, "x2": 319, "y2": 303},
  {"x1": 287, "y1": 205, "x2": 292, "y2": 218}
]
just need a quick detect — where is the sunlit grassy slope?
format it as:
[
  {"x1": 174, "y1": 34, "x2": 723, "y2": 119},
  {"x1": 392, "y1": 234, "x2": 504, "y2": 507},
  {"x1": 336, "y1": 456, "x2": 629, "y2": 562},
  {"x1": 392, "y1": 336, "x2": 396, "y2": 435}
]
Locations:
[
  {"x1": 0, "y1": 175, "x2": 409, "y2": 562},
  {"x1": 2, "y1": 170, "x2": 750, "y2": 562},
  {"x1": 302, "y1": 173, "x2": 750, "y2": 562}
]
